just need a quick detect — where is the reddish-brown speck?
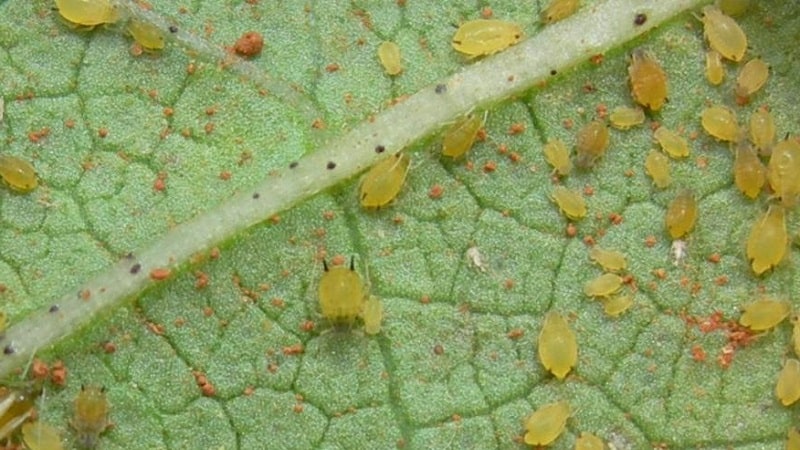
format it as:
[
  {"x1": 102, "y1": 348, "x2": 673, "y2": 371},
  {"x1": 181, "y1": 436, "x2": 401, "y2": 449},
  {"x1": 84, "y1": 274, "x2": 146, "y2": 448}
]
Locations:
[
  {"x1": 691, "y1": 345, "x2": 706, "y2": 362},
  {"x1": 562, "y1": 118, "x2": 574, "y2": 129},
  {"x1": 194, "y1": 271, "x2": 209, "y2": 289},
  {"x1": 653, "y1": 268, "x2": 666, "y2": 280},
  {"x1": 428, "y1": 184, "x2": 444, "y2": 199},
  {"x1": 299, "y1": 320, "x2": 315, "y2": 332},
  {"x1": 325, "y1": 63, "x2": 340, "y2": 72},
  {"x1": 219, "y1": 171, "x2": 231, "y2": 181},
  {"x1": 27, "y1": 127, "x2": 50, "y2": 143},
  {"x1": 270, "y1": 298, "x2": 285, "y2": 308},
  {"x1": 202, "y1": 307, "x2": 214, "y2": 317},
  {"x1": 480, "y1": 6, "x2": 493, "y2": 18},
  {"x1": 322, "y1": 210, "x2": 335, "y2": 220},
  {"x1": 80, "y1": 289, "x2": 91, "y2": 301},
  {"x1": 283, "y1": 344, "x2": 304, "y2": 356},
  {"x1": 420, "y1": 295, "x2": 430, "y2": 304},
  {"x1": 590, "y1": 54, "x2": 604, "y2": 65},
  {"x1": 98, "y1": 127, "x2": 108, "y2": 138},
  {"x1": 50, "y1": 360, "x2": 67, "y2": 386},
  {"x1": 31, "y1": 359, "x2": 48, "y2": 380},
  {"x1": 102, "y1": 341, "x2": 117, "y2": 354},
  {"x1": 506, "y1": 328, "x2": 524, "y2": 339},
  {"x1": 150, "y1": 267, "x2": 172, "y2": 281},
  {"x1": 204, "y1": 122, "x2": 215, "y2": 134},
  {"x1": 707, "y1": 253, "x2": 721, "y2": 263},
  {"x1": 583, "y1": 235, "x2": 596, "y2": 246},
  {"x1": 483, "y1": 161, "x2": 497, "y2": 173},
  {"x1": 566, "y1": 223, "x2": 577, "y2": 238},
  {"x1": 330, "y1": 254, "x2": 346, "y2": 266},
  {"x1": 311, "y1": 118, "x2": 326, "y2": 129},
  {"x1": 644, "y1": 235, "x2": 657, "y2": 247},
  {"x1": 508, "y1": 123, "x2": 525, "y2": 135},
  {"x1": 433, "y1": 344, "x2": 444, "y2": 355},
  {"x1": 209, "y1": 247, "x2": 220, "y2": 259},
  {"x1": 714, "y1": 275, "x2": 728, "y2": 286},
  {"x1": 233, "y1": 31, "x2": 264, "y2": 57}
]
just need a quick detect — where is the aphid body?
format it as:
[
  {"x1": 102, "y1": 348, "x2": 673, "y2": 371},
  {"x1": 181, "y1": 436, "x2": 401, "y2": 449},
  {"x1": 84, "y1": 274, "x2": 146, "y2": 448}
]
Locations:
[
  {"x1": 362, "y1": 296, "x2": 383, "y2": 335},
  {"x1": 575, "y1": 432, "x2": 605, "y2": 450},
  {"x1": 583, "y1": 273, "x2": 623, "y2": 298},
  {"x1": 749, "y1": 109, "x2": 776, "y2": 154},
  {"x1": 575, "y1": 120, "x2": 609, "y2": 168},
  {"x1": 550, "y1": 186, "x2": 586, "y2": 220},
  {"x1": 609, "y1": 106, "x2": 644, "y2": 130},
  {"x1": 442, "y1": 114, "x2": 484, "y2": 158},
  {"x1": 55, "y1": 0, "x2": 119, "y2": 27},
  {"x1": 127, "y1": 19, "x2": 165, "y2": 50},
  {"x1": 735, "y1": 58, "x2": 768, "y2": 100},
  {"x1": 767, "y1": 138, "x2": 800, "y2": 206},
  {"x1": 359, "y1": 152, "x2": 411, "y2": 208},
  {"x1": 72, "y1": 386, "x2": 110, "y2": 449},
  {"x1": 0, "y1": 386, "x2": 39, "y2": 440},
  {"x1": 628, "y1": 48, "x2": 668, "y2": 111},
  {"x1": 789, "y1": 427, "x2": 800, "y2": 450},
  {"x1": 654, "y1": 126, "x2": 689, "y2": 158},
  {"x1": 540, "y1": 0, "x2": 580, "y2": 24},
  {"x1": 645, "y1": 149, "x2": 672, "y2": 189},
  {"x1": 701, "y1": 105, "x2": 739, "y2": 142},
  {"x1": 718, "y1": 0, "x2": 750, "y2": 16},
  {"x1": 746, "y1": 204, "x2": 787, "y2": 275},
  {"x1": 22, "y1": 421, "x2": 64, "y2": 450},
  {"x1": 733, "y1": 141, "x2": 765, "y2": 199},
  {"x1": 705, "y1": 50, "x2": 724, "y2": 85},
  {"x1": 776, "y1": 359, "x2": 800, "y2": 406},
  {"x1": 377, "y1": 41, "x2": 403, "y2": 76},
  {"x1": 700, "y1": 5, "x2": 747, "y2": 62},
  {"x1": 664, "y1": 190, "x2": 697, "y2": 239},
  {"x1": 0, "y1": 154, "x2": 38, "y2": 192},
  {"x1": 543, "y1": 139, "x2": 572, "y2": 176},
  {"x1": 792, "y1": 315, "x2": 800, "y2": 358},
  {"x1": 451, "y1": 20, "x2": 523, "y2": 58},
  {"x1": 524, "y1": 400, "x2": 571, "y2": 446},
  {"x1": 537, "y1": 311, "x2": 577, "y2": 380},
  {"x1": 318, "y1": 259, "x2": 367, "y2": 327},
  {"x1": 739, "y1": 297, "x2": 790, "y2": 331},
  {"x1": 588, "y1": 247, "x2": 627, "y2": 272},
  {"x1": 601, "y1": 294, "x2": 634, "y2": 317}
]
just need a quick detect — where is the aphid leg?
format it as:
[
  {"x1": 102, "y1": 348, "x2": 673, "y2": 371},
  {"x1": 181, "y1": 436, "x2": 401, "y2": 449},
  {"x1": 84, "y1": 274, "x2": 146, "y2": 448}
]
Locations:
[{"x1": 322, "y1": 259, "x2": 329, "y2": 272}]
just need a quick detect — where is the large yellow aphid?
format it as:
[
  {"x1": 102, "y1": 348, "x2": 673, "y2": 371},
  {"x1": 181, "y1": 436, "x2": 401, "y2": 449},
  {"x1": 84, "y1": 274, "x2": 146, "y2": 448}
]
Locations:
[
  {"x1": 359, "y1": 152, "x2": 411, "y2": 209},
  {"x1": 361, "y1": 296, "x2": 383, "y2": 336},
  {"x1": 654, "y1": 126, "x2": 690, "y2": 158},
  {"x1": 664, "y1": 190, "x2": 697, "y2": 239},
  {"x1": 442, "y1": 113, "x2": 484, "y2": 158},
  {"x1": 0, "y1": 385, "x2": 39, "y2": 440},
  {"x1": 575, "y1": 120, "x2": 610, "y2": 168},
  {"x1": 523, "y1": 400, "x2": 571, "y2": 446},
  {"x1": 776, "y1": 359, "x2": 800, "y2": 406},
  {"x1": 583, "y1": 273, "x2": 623, "y2": 298},
  {"x1": 609, "y1": 106, "x2": 645, "y2": 130},
  {"x1": 318, "y1": 258, "x2": 367, "y2": 327},
  {"x1": 543, "y1": 139, "x2": 572, "y2": 176},
  {"x1": 628, "y1": 48, "x2": 668, "y2": 111},
  {"x1": 749, "y1": 109, "x2": 776, "y2": 154},
  {"x1": 705, "y1": 49, "x2": 725, "y2": 85},
  {"x1": 739, "y1": 297, "x2": 791, "y2": 331},
  {"x1": 550, "y1": 186, "x2": 586, "y2": 220},
  {"x1": 588, "y1": 247, "x2": 627, "y2": 272},
  {"x1": 540, "y1": 0, "x2": 579, "y2": 24},
  {"x1": 645, "y1": 149, "x2": 672, "y2": 189},
  {"x1": 733, "y1": 141, "x2": 765, "y2": 199},
  {"x1": 537, "y1": 312, "x2": 578, "y2": 380},
  {"x1": 735, "y1": 58, "x2": 769, "y2": 101},
  {"x1": 451, "y1": 20, "x2": 523, "y2": 58},
  {"x1": 788, "y1": 427, "x2": 800, "y2": 450},
  {"x1": 127, "y1": 19, "x2": 165, "y2": 51},
  {"x1": 575, "y1": 432, "x2": 605, "y2": 450},
  {"x1": 22, "y1": 421, "x2": 64, "y2": 450},
  {"x1": 55, "y1": 0, "x2": 120, "y2": 27},
  {"x1": 746, "y1": 205, "x2": 787, "y2": 275},
  {"x1": 0, "y1": 154, "x2": 38, "y2": 193},
  {"x1": 767, "y1": 138, "x2": 800, "y2": 206},
  {"x1": 377, "y1": 41, "x2": 403, "y2": 76},
  {"x1": 71, "y1": 385, "x2": 110, "y2": 449},
  {"x1": 700, "y1": 105, "x2": 739, "y2": 142},
  {"x1": 600, "y1": 294, "x2": 634, "y2": 317},
  {"x1": 700, "y1": 5, "x2": 747, "y2": 62}
]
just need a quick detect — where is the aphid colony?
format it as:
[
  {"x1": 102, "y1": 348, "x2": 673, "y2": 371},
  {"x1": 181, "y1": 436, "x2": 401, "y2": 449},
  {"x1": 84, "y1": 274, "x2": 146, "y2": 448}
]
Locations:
[{"x1": 54, "y1": 0, "x2": 166, "y2": 51}]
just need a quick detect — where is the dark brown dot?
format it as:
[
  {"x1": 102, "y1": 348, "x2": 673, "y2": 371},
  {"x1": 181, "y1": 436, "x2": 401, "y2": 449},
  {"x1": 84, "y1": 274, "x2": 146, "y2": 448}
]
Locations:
[
  {"x1": 433, "y1": 344, "x2": 444, "y2": 355},
  {"x1": 435, "y1": 84, "x2": 447, "y2": 94},
  {"x1": 49, "y1": 304, "x2": 60, "y2": 313},
  {"x1": 289, "y1": 161, "x2": 298, "y2": 169},
  {"x1": 252, "y1": 193, "x2": 260, "y2": 199},
  {"x1": 550, "y1": 69, "x2": 557, "y2": 76},
  {"x1": 4, "y1": 345, "x2": 14, "y2": 355},
  {"x1": 125, "y1": 252, "x2": 134, "y2": 259},
  {"x1": 130, "y1": 263, "x2": 142, "y2": 275},
  {"x1": 634, "y1": 13, "x2": 647, "y2": 26},
  {"x1": 374, "y1": 145, "x2": 386, "y2": 153},
  {"x1": 326, "y1": 161, "x2": 336, "y2": 170},
  {"x1": 169, "y1": 25, "x2": 178, "y2": 33}
]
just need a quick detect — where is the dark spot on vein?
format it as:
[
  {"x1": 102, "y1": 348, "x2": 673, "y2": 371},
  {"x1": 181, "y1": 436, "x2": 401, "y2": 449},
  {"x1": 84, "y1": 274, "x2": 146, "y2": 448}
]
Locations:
[
  {"x1": 252, "y1": 192, "x2": 260, "y2": 199},
  {"x1": 3, "y1": 344, "x2": 14, "y2": 355},
  {"x1": 289, "y1": 161, "x2": 298, "y2": 169},
  {"x1": 550, "y1": 69, "x2": 557, "y2": 76},
  {"x1": 634, "y1": 13, "x2": 647, "y2": 26},
  {"x1": 374, "y1": 145, "x2": 385, "y2": 153},
  {"x1": 169, "y1": 25, "x2": 179, "y2": 33},
  {"x1": 326, "y1": 161, "x2": 336, "y2": 170},
  {"x1": 130, "y1": 263, "x2": 142, "y2": 275},
  {"x1": 435, "y1": 84, "x2": 447, "y2": 94},
  {"x1": 124, "y1": 252, "x2": 134, "y2": 259},
  {"x1": 49, "y1": 304, "x2": 60, "y2": 313}
]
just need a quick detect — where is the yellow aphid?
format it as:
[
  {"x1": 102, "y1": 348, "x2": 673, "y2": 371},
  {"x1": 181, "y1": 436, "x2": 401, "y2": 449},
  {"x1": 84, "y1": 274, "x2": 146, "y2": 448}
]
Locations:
[
  {"x1": 746, "y1": 205, "x2": 787, "y2": 275},
  {"x1": 718, "y1": 0, "x2": 750, "y2": 16},
  {"x1": 664, "y1": 190, "x2": 697, "y2": 239},
  {"x1": 318, "y1": 258, "x2": 367, "y2": 327},
  {"x1": 735, "y1": 58, "x2": 769, "y2": 100},
  {"x1": 362, "y1": 296, "x2": 383, "y2": 336},
  {"x1": 0, "y1": 311, "x2": 6, "y2": 333},
  {"x1": 22, "y1": 421, "x2": 64, "y2": 450},
  {"x1": 550, "y1": 186, "x2": 586, "y2": 220},
  {"x1": 776, "y1": 359, "x2": 800, "y2": 406},
  {"x1": 71, "y1": 386, "x2": 110, "y2": 449},
  {"x1": 654, "y1": 126, "x2": 690, "y2": 158},
  {"x1": 55, "y1": 0, "x2": 119, "y2": 27},
  {"x1": 700, "y1": 5, "x2": 747, "y2": 62},
  {"x1": 540, "y1": 0, "x2": 580, "y2": 24},
  {"x1": 524, "y1": 400, "x2": 571, "y2": 446},
  {"x1": 451, "y1": 20, "x2": 523, "y2": 58},
  {"x1": 0, "y1": 386, "x2": 38, "y2": 440},
  {"x1": 701, "y1": 105, "x2": 739, "y2": 142},
  {"x1": 583, "y1": 273, "x2": 623, "y2": 298},
  {"x1": 767, "y1": 138, "x2": 800, "y2": 206},
  {"x1": 739, "y1": 297, "x2": 791, "y2": 331},
  {"x1": 0, "y1": 154, "x2": 38, "y2": 193},
  {"x1": 705, "y1": 50, "x2": 724, "y2": 85},
  {"x1": 537, "y1": 312, "x2": 578, "y2": 380},
  {"x1": 359, "y1": 152, "x2": 411, "y2": 208},
  {"x1": 792, "y1": 315, "x2": 800, "y2": 357},
  {"x1": 788, "y1": 427, "x2": 800, "y2": 450},
  {"x1": 600, "y1": 294, "x2": 634, "y2": 317},
  {"x1": 543, "y1": 139, "x2": 572, "y2": 176},
  {"x1": 588, "y1": 247, "x2": 627, "y2": 272},
  {"x1": 377, "y1": 41, "x2": 403, "y2": 76},
  {"x1": 645, "y1": 149, "x2": 672, "y2": 189},
  {"x1": 442, "y1": 113, "x2": 484, "y2": 158},
  {"x1": 127, "y1": 19, "x2": 165, "y2": 51},
  {"x1": 733, "y1": 141, "x2": 765, "y2": 199},
  {"x1": 609, "y1": 106, "x2": 645, "y2": 130},
  {"x1": 749, "y1": 109, "x2": 776, "y2": 153},
  {"x1": 575, "y1": 432, "x2": 605, "y2": 450},
  {"x1": 575, "y1": 120, "x2": 610, "y2": 168},
  {"x1": 628, "y1": 48, "x2": 668, "y2": 111}
]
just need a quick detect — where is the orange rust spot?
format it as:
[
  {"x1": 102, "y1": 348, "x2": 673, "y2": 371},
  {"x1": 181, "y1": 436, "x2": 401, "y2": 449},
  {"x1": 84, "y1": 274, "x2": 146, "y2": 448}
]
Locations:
[
  {"x1": 80, "y1": 289, "x2": 91, "y2": 301},
  {"x1": 609, "y1": 213, "x2": 623, "y2": 225},
  {"x1": 483, "y1": 161, "x2": 497, "y2": 173},
  {"x1": 271, "y1": 298, "x2": 285, "y2": 308},
  {"x1": 204, "y1": 122, "x2": 215, "y2": 134},
  {"x1": 283, "y1": 343, "x2": 304, "y2": 356},
  {"x1": 428, "y1": 184, "x2": 444, "y2": 199},
  {"x1": 209, "y1": 247, "x2": 220, "y2": 259},
  {"x1": 583, "y1": 185, "x2": 594, "y2": 196},
  {"x1": 589, "y1": 53, "x2": 604, "y2": 65},
  {"x1": 506, "y1": 328, "x2": 524, "y2": 339},
  {"x1": 150, "y1": 267, "x2": 171, "y2": 280},
  {"x1": 562, "y1": 118, "x2": 574, "y2": 129},
  {"x1": 163, "y1": 107, "x2": 174, "y2": 117},
  {"x1": 27, "y1": 127, "x2": 50, "y2": 143},
  {"x1": 311, "y1": 118, "x2": 326, "y2": 129},
  {"x1": 566, "y1": 222, "x2": 577, "y2": 238},
  {"x1": 707, "y1": 253, "x2": 721, "y2": 263},
  {"x1": 325, "y1": 63, "x2": 340, "y2": 72},
  {"x1": 147, "y1": 322, "x2": 165, "y2": 335},
  {"x1": 508, "y1": 123, "x2": 525, "y2": 135},
  {"x1": 714, "y1": 275, "x2": 728, "y2": 286},
  {"x1": 644, "y1": 235, "x2": 657, "y2": 247},
  {"x1": 64, "y1": 118, "x2": 76, "y2": 128}
]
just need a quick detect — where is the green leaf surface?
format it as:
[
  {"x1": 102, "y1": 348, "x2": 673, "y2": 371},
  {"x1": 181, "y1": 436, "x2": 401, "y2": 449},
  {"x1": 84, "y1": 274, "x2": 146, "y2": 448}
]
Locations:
[{"x1": 1, "y1": 0, "x2": 799, "y2": 448}]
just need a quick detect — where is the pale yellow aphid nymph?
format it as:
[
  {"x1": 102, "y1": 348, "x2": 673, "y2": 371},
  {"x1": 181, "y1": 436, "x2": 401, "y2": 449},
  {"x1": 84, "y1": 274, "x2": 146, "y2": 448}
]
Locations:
[
  {"x1": 318, "y1": 258, "x2": 367, "y2": 327},
  {"x1": 700, "y1": 5, "x2": 747, "y2": 62},
  {"x1": 705, "y1": 49, "x2": 724, "y2": 85},
  {"x1": 575, "y1": 119, "x2": 609, "y2": 168},
  {"x1": 575, "y1": 432, "x2": 605, "y2": 450},
  {"x1": 748, "y1": 108, "x2": 776, "y2": 154},
  {"x1": 600, "y1": 294, "x2": 634, "y2": 317},
  {"x1": 540, "y1": 0, "x2": 579, "y2": 24},
  {"x1": 72, "y1": 385, "x2": 110, "y2": 449},
  {"x1": 22, "y1": 421, "x2": 64, "y2": 450},
  {"x1": 609, "y1": 106, "x2": 644, "y2": 130},
  {"x1": 738, "y1": 297, "x2": 791, "y2": 331},
  {"x1": 746, "y1": 204, "x2": 787, "y2": 275},
  {"x1": 0, "y1": 154, "x2": 38, "y2": 193},
  {"x1": 550, "y1": 186, "x2": 586, "y2": 220},
  {"x1": 451, "y1": 20, "x2": 523, "y2": 58},
  {"x1": 0, "y1": 385, "x2": 39, "y2": 440},
  {"x1": 588, "y1": 247, "x2": 627, "y2": 272},
  {"x1": 543, "y1": 139, "x2": 572, "y2": 176},
  {"x1": 127, "y1": 19, "x2": 165, "y2": 50},
  {"x1": 733, "y1": 140, "x2": 765, "y2": 199},
  {"x1": 792, "y1": 314, "x2": 800, "y2": 358},
  {"x1": 361, "y1": 296, "x2": 383, "y2": 335},
  {"x1": 654, "y1": 126, "x2": 690, "y2": 158},
  {"x1": 788, "y1": 427, "x2": 800, "y2": 450},
  {"x1": 377, "y1": 41, "x2": 403, "y2": 76},
  {"x1": 701, "y1": 105, "x2": 739, "y2": 142},
  {"x1": 537, "y1": 311, "x2": 578, "y2": 380},
  {"x1": 776, "y1": 358, "x2": 800, "y2": 406},
  {"x1": 645, "y1": 149, "x2": 672, "y2": 189},
  {"x1": 664, "y1": 190, "x2": 697, "y2": 239},
  {"x1": 55, "y1": 0, "x2": 120, "y2": 27},
  {"x1": 735, "y1": 58, "x2": 768, "y2": 101},
  {"x1": 583, "y1": 273, "x2": 623, "y2": 298},
  {"x1": 359, "y1": 152, "x2": 411, "y2": 208},
  {"x1": 523, "y1": 400, "x2": 571, "y2": 446},
  {"x1": 441, "y1": 113, "x2": 484, "y2": 158},
  {"x1": 718, "y1": 0, "x2": 750, "y2": 17},
  {"x1": 628, "y1": 48, "x2": 668, "y2": 111},
  {"x1": 767, "y1": 138, "x2": 800, "y2": 207}
]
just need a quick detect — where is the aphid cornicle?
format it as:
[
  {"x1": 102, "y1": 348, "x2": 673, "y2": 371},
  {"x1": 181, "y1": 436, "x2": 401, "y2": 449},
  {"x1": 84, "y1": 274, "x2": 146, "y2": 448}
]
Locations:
[
  {"x1": 749, "y1": 109, "x2": 776, "y2": 154},
  {"x1": 776, "y1": 358, "x2": 800, "y2": 406},
  {"x1": 523, "y1": 400, "x2": 570, "y2": 446},
  {"x1": 575, "y1": 120, "x2": 610, "y2": 168},
  {"x1": 609, "y1": 106, "x2": 645, "y2": 130},
  {"x1": 550, "y1": 186, "x2": 586, "y2": 220},
  {"x1": 700, "y1": 5, "x2": 747, "y2": 62},
  {"x1": 588, "y1": 247, "x2": 627, "y2": 272},
  {"x1": 0, "y1": 385, "x2": 40, "y2": 440},
  {"x1": 645, "y1": 149, "x2": 672, "y2": 188},
  {"x1": 628, "y1": 48, "x2": 668, "y2": 111},
  {"x1": 377, "y1": 41, "x2": 403, "y2": 76},
  {"x1": 733, "y1": 140, "x2": 765, "y2": 199},
  {"x1": 540, "y1": 0, "x2": 579, "y2": 24},
  {"x1": 127, "y1": 19, "x2": 165, "y2": 51},
  {"x1": 705, "y1": 49, "x2": 724, "y2": 85},
  {"x1": 543, "y1": 139, "x2": 572, "y2": 176},
  {"x1": 441, "y1": 113, "x2": 484, "y2": 159},
  {"x1": 71, "y1": 385, "x2": 110, "y2": 449},
  {"x1": 359, "y1": 152, "x2": 411, "y2": 208},
  {"x1": 0, "y1": 154, "x2": 38, "y2": 193},
  {"x1": 537, "y1": 311, "x2": 578, "y2": 380},
  {"x1": 575, "y1": 432, "x2": 605, "y2": 450},
  {"x1": 739, "y1": 297, "x2": 791, "y2": 331},
  {"x1": 746, "y1": 204, "x2": 787, "y2": 275},
  {"x1": 318, "y1": 258, "x2": 367, "y2": 327},
  {"x1": 767, "y1": 138, "x2": 800, "y2": 207},
  {"x1": 664, "y1": 190, "x2": 697, "y2": 239},
  {"x1": 583, "y1": 273, "x2": 623, "y2": 298},
  {"x1": 22, "y1": 421, "x2": 64, "y2": 450},
  {"x1": 701, "y1": 105, "x2": 739, "y2": 142},
  {"x1": 55, "y1": 0, "x2": 120, "y2": 27},
  {"x1": 654, "y1": 126, "x2": 689, "y2": 158},
  {"x1": 451, "y1": 20, "x2": 523, "y2": 58}
]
